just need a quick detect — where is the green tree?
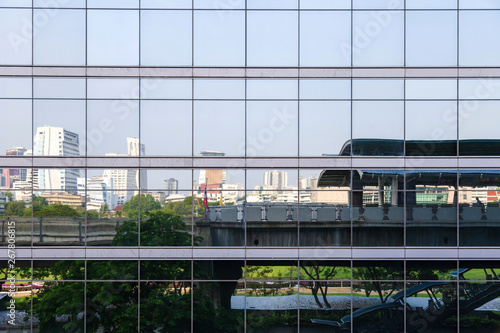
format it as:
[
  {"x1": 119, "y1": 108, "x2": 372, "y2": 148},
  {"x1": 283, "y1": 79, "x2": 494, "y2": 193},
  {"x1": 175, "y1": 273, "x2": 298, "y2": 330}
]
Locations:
[
  {"x1": 4, "y1": 200, "x2": 25, "y2": 216},
  {"x1": 33, "y1": 204, "x2": 80, "y2": 217},
  {"x1": 353, "y1": 265, "x2": 403, "y2": 303},
  {"x1": 32, "y1": 211, "x2": 238, "y2": 332},
  {"x1": 122, "y1": 194, "x2": 161, "y2": 218}
]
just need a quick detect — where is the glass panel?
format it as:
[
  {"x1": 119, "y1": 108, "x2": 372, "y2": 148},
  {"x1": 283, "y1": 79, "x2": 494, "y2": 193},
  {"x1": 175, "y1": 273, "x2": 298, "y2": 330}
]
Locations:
[
  {"x1": 246, "y1": 261, "x2": 298, "y2": 280},
  {"x1": 87, "y1": 168, "x2": 139, "y2": 205},
  {"x1": 193, "y1": 282, "x2": 244, "y2": 331},
  {"x1": 460, "y1": 0, "x2": 500, "y2": 9},
  {"x1": 0, "y1": 0, "x2": 31, "y2": 6},
  {"x1": 247, "y1": 80, "x2": 298, "y2": 100},
  {"x1": 406, "y1": 79, "x2": 457, "y2": 100},
  {"x1": 1, "y1": 192, "x2": 31, "y2": 246},
  {"x1": 33, "y1": 9, "x2": 86, "y2": 65},
  {"x1": 406, "y1": 101, "x2": 457, "y2": 157},
  {"x1": 0, "y1": 77, "x2": 31, "y2": 98},
  {"x1": 0, "y1": 100, "x2": 32, "y2": 156},
  {"x1": 299, "y1": 79, "x2": 351, "y2": 100},
  {"x1": 352, "y1": 11, "x2": 404, "y2": 66},
  {"x1": 353, "y1": 79, "x2": 404, "y2": 100},
  {"x1": 32, "y1": 194, "x2": 85, "y2": 246},
  {"x1": 406, "y1": 11, "x2": 457, "y2": 66},
  {"x1": 459, "y1": 170, "x2": 500, "y2": 191},
  {"x1": 247, "y1": 101, "x2": 298, "y2": 157},
  {"x1": 141, "y1": 192, "x2": 193, "y2": 246},
  {"x1": 34, "y1": 168, "x2": 82, "y2": 192},
  {"x1": 87, "y1": 260, "x2": 138, "y2": 280},
  {"x1": 194, "y1": 10, "x2": 245, "y2": 66},
  {"x1": 459, "y1": 78, "x2": 500, "y2": 100},
  {"x1": 353, "y1": 261, "x2": 404, "y2": 280},
  {"x1": 34, "y1": 0, "x2": 86, "y2": 7},
  {"x1": 406, "y1": 261, "x2": 457, "y2": 280},
  {"x1": 141, "y1": 101, "x2": 192, "y2": 156},
  {"x1": 352, "y1": 101, "x2": 404, "y2": 156},
  {"x1": 246, "y1": 282, "x2": 298, "y2": 331},
  {"x1": 88, "y1": 78, "x2": 140, "y2": 99},
  {"x1": 460, "y1": 11, "x2": 500, "y2": 66},
  {"x1": 194, "y1": 101, "x2": 245, "y2": 157},
  {"x1": 194, "y1": 79, "x2": 245, "y2": 100},
  {"x1": 33, "y1": 100, "x2": 85, "y2": 156},
  {"x1": 247, "y1": 169, "x2": 298, "y2": 191},
  {"x1": 248, "y1": 0, "x2": 297, "y2": 9},
  {"x1": 141, "y1": 78, "x2": 192, "y2": 100},
  {"x1": 86, "y1": 282, "x2": 139, "y2": 332},
  {"x1": 460, "y1": 261, "x2": 500, "y2": 281},
  {"x1": 407, "y1": 0, "x2": 457, "y2": 9},
  {"x1": 300, "y1": 11, "x2": 351, "y2": 66},
  {"x1": 141, "y1": 0, "x2": 191, "y2": 9},
  {"x1": 247, "y1": 11, "x2": 298, "y2": 66},
  {"x1": 33, "y1": 260, "x2": 83, "y2": 281},
  {"x1": 85, "y1": 190, "x2": 117, "y2": 221},
  {"x1": 406, "y1": 190, "x2": 457, "y2": 247},
  {"x1": 459, "y1": 191, "x2": 500, "y2": 246},
  {"x1": 33, "y1": 282, "x2": 84, "y2": 332},
  {"x1": 300, "y1": 0, "x2": 351, "y2": 9},
  {"x1": 141, "y1": 10, "x2": 191, "y2": 66},
  {"x1": 143, "y1": 169, "x2": 193, "y2": 191},
  {"x1": 87, "y1": 100, "x2": 139, "y2": 156},
  {"x1": 194, "y1": 169, "x2": 245, "y2": 192},
  {"x1": 0, "y1": 9, "x2": 32, "y2": 65},
  {"x1": 353, "y1": 0, "x2": 403, "y2": 9},
  {"x1": 459, "y1": 101, "x2": 500, "y2": 156},
  {"x1": 195, "y1": 0, "x2": 244, "y2": 9},
  {"x1": 87, "y1": 10, "x2": 139, "y2": 66},
  {"x1": 141, "y1": 260, "x2": 191, "y2": 280},
  {"x1": 300, "y1": 190, "x2": 351, "y2": 246},
  {"x1": 140, "y1": 281, "x2": 191, "y2": 332},
  {"x1": 300, "y1": 169, "x2": 351, "y2": 191},
  {"x1": 299, "y1": 101, "x2": 351, "y2": 157},
  {"x1": 34, "y1": 78, "x2": 85, "y2": 99},
  {"x1": 406, "y1": 170, "x2": 457, "y2": 190},
  {"x1": 405, "y1": 281, "x2": 457, "y2": 333},
  {"x1": 87, "y1": 0, "x2": 139, "y2": 8}
]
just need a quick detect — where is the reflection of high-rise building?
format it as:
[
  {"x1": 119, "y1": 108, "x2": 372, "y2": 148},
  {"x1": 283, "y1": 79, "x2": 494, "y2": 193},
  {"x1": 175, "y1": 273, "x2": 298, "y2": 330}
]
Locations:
[
  {"x1": 264, "y1": 170, "x2": 288, "y2": 190},
  {"x1": 33, "y1": 126, "x2": 80, "y2": 192},
  {"x1": 127, "y1": 137, "x2": 147, "y2": 189},
  {"x1": 198, "y1": 151, "x2": 227, "y2": 191},
  {"x1": 163, "y1": 178, "x2": 179, "y2": 196},
  {"x1": 102, "y1": 168, "x2": 136, "y2": 207},
  {"x1": 5, "y1": 147, "x2": 28, "y2": 188},
  {"x1": 77, "y1": 176, "x2": 117, "y2": 211}
]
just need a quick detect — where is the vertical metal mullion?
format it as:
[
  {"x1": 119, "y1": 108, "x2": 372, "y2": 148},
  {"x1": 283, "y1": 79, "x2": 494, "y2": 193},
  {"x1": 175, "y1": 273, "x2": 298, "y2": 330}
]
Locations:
[
  {"x1": 30, "y1": 1, "x2": 34, "y2": 331},
  {"x1": 456, "y1": 3, "x2": 460, "y2": 331}
]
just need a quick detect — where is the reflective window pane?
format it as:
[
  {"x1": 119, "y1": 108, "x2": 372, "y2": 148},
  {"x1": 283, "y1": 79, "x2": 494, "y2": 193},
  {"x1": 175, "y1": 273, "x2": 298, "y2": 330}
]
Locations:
[
  {"x1": 459, "y1": 79, "x2": 500, "y2": 100},
  {"x1": 460, "y1": 11, "x2": 500, "y2": 66},
  {"x1": 141, "y1": 10, "x2": 191, "y2": 66},
  {"x1": 352, "y1": 101, "x2": 404, "y2": 156},
  {"x1": 406, "y1": 101, "x2": 457, "y2": 157},
  {"x1": 88, "y1": 79, "x2": 140, "y2": 99},
  {"x1": 352, "y1": 11, "x2": 404, "y2": 66},
  {"x1": 247, "y1": 11, "x2": 298, "y2": 66},
  {"x1": 406, "y1": 79, "x2": 457, "y2": 100},
  {"x1": 87, "y1": 100, "x2": 139, "y2": 156},
  {"x1": 0, "y1": 100, "x2": 32, "y2": 156},
  {"x1": 406, "y1": 0, "x2": 457, "y2": 9},
  {"x1": 406, "y1": 11, "x2": 457, "y2": 66},
  {"x1": 0, "y1": 9, "x2": 32, "y2": 65},
  {"x1": 0, "y1": 77, "x2": 31, "y2": 98},
  {"x1": 34, "y1": 78, "x2": 85, "y2": 99},
  {"x1": 353, "y1": 0, "x2": 403, "y2": 9},
  {"x1": 247, "y1": 101, "x2": 298, "y2": 157},
  {"x1": 300, "y1": 11, "x2": 351, "y2": 66},
  {"x1": 247, "y1": 79, "x2": 297, "y2": 100},
  {"x1": 194, "y1": 101, "x2": 245, "y2": 156},
  {"x1": 459, "y1": 101, "x2": 500, "y2": 156},
  {"x1": 460, "y1": 0, "x2": 500, "y2": 9},
  {"x1": 248, "y1": 0, "x2": 297, "y2": 9},
  {"x1": 299, "y1": 101, "x2": 350, "y2": 156},
  {"x1": 353, "y1": 79, "x2": 404, "y2": 100},
  {"x1": 140, "y1": 79, "x2": 192, "y2": 100},
  {"x1": 194, "y1": 79, "x2": 245, "y2": 100},
  {"x1": 34, "y1": 0, "x2": 86, "y2": 7},
  {"x1": 34, "y1": 9, "x2": 86, "y2": 65},
  {"x1": 141, "y1": 101, "x2": 192, "y2": 156},
  {"x1": 87, "y1": 10, "x2": 139, "y2": 66},
  {"x1": 87, "y1": 0, "x2": 139, "y2": 8},
  {"x1": 141, "y1": 0, "x2": 191, "y2": 9},
  {"x1": 194, "y1": 10, "x2": 245, "y2": 66},
  {"x1": 300, "y1": 0, "x2": 350, "y2": 9},
  {"x1": 299, "y1": 79, "x2": 350, "y2": 100}
]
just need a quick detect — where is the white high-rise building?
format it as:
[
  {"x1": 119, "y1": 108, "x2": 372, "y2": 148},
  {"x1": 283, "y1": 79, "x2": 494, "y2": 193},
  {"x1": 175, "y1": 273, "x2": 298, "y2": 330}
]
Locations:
[
  {"x1": 77, "y1": 176, "x2": 117, "y2": 211},
  {"x1": 127, "y1": 138, "x2": 147, "y2": 190},
  {"x1": 264, "y1": 170, "x2": 288, "y2": 190},
  {"x1": 33, "y1": 126, "x2": 80, "y2": 192}
]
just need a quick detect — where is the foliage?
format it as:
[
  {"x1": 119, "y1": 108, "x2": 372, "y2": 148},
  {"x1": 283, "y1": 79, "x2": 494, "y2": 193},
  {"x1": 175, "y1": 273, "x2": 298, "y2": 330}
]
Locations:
[
  {"x1": 31, "y1": 211, "x2": 244, "y2": 332},
  {"x1": 33, "y1": 204, "x2": 80, "y2": 217},
  {"x1": 112, "y1": 211, "x2": 201, "y2": 246},
  {"x1": 353, "y1": 265, "x2": 403, "y2": 303},
  {"x1": 4, "y1": 200, "x2": 25, "y2": 216},
  {"x1": 122, "y1": 194, "x2": 162, "y2": 218}
]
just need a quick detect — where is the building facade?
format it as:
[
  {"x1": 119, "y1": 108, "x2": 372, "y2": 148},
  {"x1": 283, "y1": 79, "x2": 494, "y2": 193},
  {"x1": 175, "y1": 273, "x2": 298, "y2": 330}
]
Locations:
[{"x1": 1, "y1": 1, "x2": 500, "y2": 332}]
